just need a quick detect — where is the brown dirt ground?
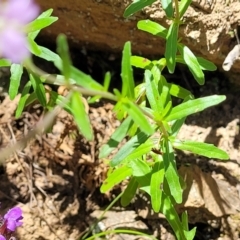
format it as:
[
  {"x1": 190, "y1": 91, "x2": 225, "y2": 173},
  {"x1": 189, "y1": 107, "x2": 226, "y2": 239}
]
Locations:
[
  {"x1": 0, "y1": 56, "x2": 240, "y2": 240},
  {"x1": 37, "y1": 0, "x2": 240, "y2": 74}
]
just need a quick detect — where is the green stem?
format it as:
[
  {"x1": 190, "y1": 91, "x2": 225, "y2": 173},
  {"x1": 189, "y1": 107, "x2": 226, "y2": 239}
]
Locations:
[
  {"x1": 25, "y1": 60, "x2": 117, "y2": 102},
  {"x1": 85, "y1": 229, "x2": 157, "y2": 240},
  {"x1": 174, "y1": 0, "x2": 180, "y2": 20},
  {"x1": 81, "y1": 192, "x2": 123, "y2": 240}
]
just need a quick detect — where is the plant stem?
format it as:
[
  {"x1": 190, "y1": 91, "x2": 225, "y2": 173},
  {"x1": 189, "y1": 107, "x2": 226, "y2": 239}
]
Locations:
[
  {"x1": 174, "y1": 0, "x2": 180, "y2": 20},
  {"x1": 25, "y1": 61, "x2": 117, "y2": 101}
]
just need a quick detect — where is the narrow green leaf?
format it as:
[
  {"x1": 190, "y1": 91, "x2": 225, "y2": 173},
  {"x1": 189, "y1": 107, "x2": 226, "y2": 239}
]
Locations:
[
  {"x1": 161, "y1": 0, "x2": 173, "y2": 18},
  {"x1": 121, "y1": 177, "x2": 138, "y2": 207},
  {"x1": 56, "y1": 95, "x2": 73, "y2": 114},
  {"x1": 25, "y1": 92, "x2": 37, "y2": 107},
  {"x1": 181, "y1": 212, "x2": 189, "y2": 231},
  {"x1": 176, "y1": 55, "x2": 217, "y2": 71},
  {"x1": 179, "y1": 0, "x2": 192, "y2": 18},
  {"x1": 161, "y1": 138, "x2": 182, "y2": 203},
  {"x1": 111, "y1": 130, "x2": 150, "y2": 167},
  {"x1": 29, "y1": 74, "x2": 47, "y2": 106},
  {"x1": 165, "y1": 95, "x2": 226, "y2": 121},
  {"x1": 9, "y1": 64, "x2": 23, "y2": 100},
  {"x1": 196, "y1": 57, "x2": 217, "y2": 71},
  {"x1": 137, "y1": 20, "x2": 168, "y2": 39},
  {"x1": 184, "y1": 228, "x2": 197, "y2": 240},
  {"x1": 122, "y1": 98, "x2": 153, "y2": 134},
  {"x1": 161, "y1": 101, "x2": 172, "y2": 119},
  {"x1": 173, "y1": 140, "x2": 229, "y2": 160},
  {"x1": 159, "y1": 75, "x2": 171, "y2": 110},
  {"x1": 69, "y1": 66, "x2": 104, "y2": 91},
  {"x1": 37, "y1": 46, "x2": 62, "y2": 65},
  {"x1": 150, "y1": 161, "x2": 164, "y2": 212},
  {"x1": 0, "y1": 59, "x2": 11, "y2": 67},
  {"x1": 169, "y1": 83, "x2": 193, "y2": 99},
  {"x1": 124, "y1": 139, "x2": 154, "y2": 163},
  {"x1": 171, "y1": 117, "x2": 186, "y2": 136},
  {"x1": 123, "y1": 0, "x2": 157, "y2": 17},
  {"x1": 71, "y1": 91, "x2": 93, "y2": 141},
  {"x1": 128, "y1": 158, "x2": 151, "y2": 177},
  {"x1": 165, "y1": 22, "x2": 179, "y2": 73},
  {"x1": 121, "y1": 41, "x2": 135, "y2": 99},
  {"x1": 160, "y1": 193, "x2": 187, "y2": 240},
  {"x1": 15, "y1": 81, "x2": 32, "y2": 118},
  {"x1": 28, "y1": 9, "x2": 55, "y2": 40},
  {"x1": 178, "y1": 44, "x2": 205, "y2": 85},
  {"x1": 131, "y1": 56, "x2": 152, "y2": 69},
  {"x1": 27, "y1": 37, "x2": 42, "y2": 55},
  {"x1": 103, "y1": 71, "x2": 111, "y2": 91},
  {"x1": 145, "y1": 69, "x2": 162, "y2": 113},
  {"x1": 25, "y1": 17, "x2": 58, "y2": 33},
  {"x1": 99, "y1": 116, "x2": 134, "y2": 158},
  {"x1": 135, "y1": 171, "x2": 151, "y2": 194},
  {"x1": 57, "y1": 34, "x2": 72, "y2": 80},
  {"x1": 100, "y1": 166, "x2": 132, "y2": 192}
]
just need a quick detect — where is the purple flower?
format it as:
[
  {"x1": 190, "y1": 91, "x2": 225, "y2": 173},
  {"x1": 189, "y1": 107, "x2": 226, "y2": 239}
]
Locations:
[
  {"x1": 0, "y1": 0, "x2": 39, "y2": 63},
  {"x1": 4, "y1": 207, "x2": 23, "y2": 232},
  {"x1": 0, "y1": 235, "x2": 6, "y2": 240}
]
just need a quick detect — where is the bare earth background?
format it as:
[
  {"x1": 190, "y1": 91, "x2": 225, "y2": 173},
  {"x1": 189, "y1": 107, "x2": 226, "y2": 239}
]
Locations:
[
  {"x1": 1, "y1": 0, "x2": 240, "y2": 239},
  {"x1": 0, "y1": 50, "x2": 240, "y2": 239},
  {"x1": 36, "y1": 0, "x2": 240, "y2": 76}
]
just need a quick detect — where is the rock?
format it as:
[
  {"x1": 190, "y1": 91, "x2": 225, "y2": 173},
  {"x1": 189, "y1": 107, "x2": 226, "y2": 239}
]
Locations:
[
  {"x1": 90, "y1": 210, "x2": 150, "y2": 240},
  {"x1": 177, "y1": 165, "x2": 240, "y2": 223},
  {"x1": 36, "y1": 0, "x2": 240, "y2": 73}
]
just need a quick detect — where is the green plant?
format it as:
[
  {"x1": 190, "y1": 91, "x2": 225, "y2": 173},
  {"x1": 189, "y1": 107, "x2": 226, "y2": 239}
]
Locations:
[{"x1": 0, "y1": 2, "x2": 229, "y2": 240}]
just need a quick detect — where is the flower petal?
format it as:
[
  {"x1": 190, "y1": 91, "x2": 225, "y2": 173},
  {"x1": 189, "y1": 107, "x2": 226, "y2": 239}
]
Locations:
[
  {"x1": 2, "y1": 0, "x2": 39, "y2": 24},
  {"x1": 0, "y1": 29, "x2": 30, "y2": 63},
  {"x1": 4, "y1": 207, "x2": 23, "y2": 231}
]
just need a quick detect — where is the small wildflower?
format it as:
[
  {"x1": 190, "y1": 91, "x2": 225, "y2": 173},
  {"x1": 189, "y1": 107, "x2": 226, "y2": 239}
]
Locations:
[
  {"x1": 0, "y1": 206, "x2": 23, "y2": 240},
  {"x1": 0, "y1": 0, "x2": 39, "y2": 63},
  {"x1": 4, "y1": 207, "x2": 23, "y2": 232}
]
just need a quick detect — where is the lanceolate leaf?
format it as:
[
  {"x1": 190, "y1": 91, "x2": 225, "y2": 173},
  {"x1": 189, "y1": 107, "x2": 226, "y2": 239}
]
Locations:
[
  {"x1": 71, "y1": 91, "x2": 93, "y2": 141},
  {"x1": 137, "y1": 20, "x2": 168, "y2": 39},
  {"x1": 176, "y1": 55, "x2": 217, "y2": 71},
  {"x1": 29, "y1": 74, "x2": 47, "y2": 106},
  {"x1": 25, "y1": 17, "x2": 58, "y2": 33},
  {"x1": 161, "y1": 0, "x2": 173, "y2": 18},
  {"x1": 121, "y1": 41, "x2": 135, "y2": 99},
  {"x1": 100, "y1": 166, "x2": 132, "y2": 192},
  {"x1": 121, "y1": 98, "x2": 153, "y2": 134},
  {"x1": 131, "y1": 56, "x2": 152, "y2": 69},
  {"x1": 178, "y1": 44, "x2": 205, "y2": 85},
  {"x1": 57, "y1": 34, "x2": 72, "y2": 80},
  {"x1": 172, "y1": 140, "x2": 229, "y2": 160},
  {"x1": 111, "y1": 130, "x2": 150, "y2": 167},
  {"x1": 160, "y1": 193, "x2": 196, "y2": 240},
  {"x1": 150, "y1": 161, "x2": 164, "y2": 212},
  {"x1": 15, "y1": 81, "x2": 32, "y2": 118},
  {"x1": 165, "y1": 95, "x2": 226, "y2": 121},
  {"x1": 161, "y1": 138, "x2": 182, "y2": 203},
  {"x1": 145, "y1": 69, "x2": 162, "y2": 113},
  {"x1": 165, "y1": 22, "x2": 179, "y2": 73},
  {"x1": 9, "y1": 64, "x2": 23, "y2": 100},
  {"x1": 169, "y1": 83, "x2": 193, "y2": 99},
  {"x1": 124, "y1": 0, "x2": 157, "y2": 17},
  {"x1": 99, "y1": 116, "x2": 133, "y2": 158},
  {"x1": 179, "y1": 0, "x2": 192, "y2": 18},
  {"x1": 121, "y1": 177, "x2": 138, "y2": 207},
  {"x1": 128, "y1": 158, "x2": 151, "y2": 177},
  {"x1": 27, "y1": 37, "x2": 42, "y2": 55},
  {"x1": 28, "y1": 9, "x2": 55, "y2": 40}
]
